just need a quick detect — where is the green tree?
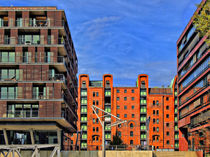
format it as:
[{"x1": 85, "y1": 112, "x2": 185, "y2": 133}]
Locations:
[
  {"x1": 110, "y1": 133, "x2": 123, "y2": 145},
  {"x1": 193, "y1": 0, "x2": 210, "y2": 45}
]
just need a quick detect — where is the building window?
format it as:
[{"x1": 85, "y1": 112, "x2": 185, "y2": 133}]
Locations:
[
  {"x1": 200, "y1": 140, "x2": 204, "y2": 145},
  {"x1": 166, "y1": 97, "x2": 169, "y2": 101},
  {"x1": 153, "y1": 136, "x2": 155, "y2": 141},
  {"x1": 93, "y1": 92, "x2": 95, "y2": 97},
  {"x1": 117, "y1": 114, "x2": 120, "y2": 118},
  {"x1": 166, "y1": 106, "x2": 169, "y2": 110},
  {"x1": 166, "y1": 114, "x2": 169, "y2": 118},
  {"x1": 96, "y1": 127, "x2": 99, "y2": 132},
  {"x1": 117, "y1": 106, "x2": 120, "y2": 109},
  {"x1": 118, "y1": 124, "x2": 121, "y2": 128},
  {"x1": 153, "y1": 127, "x2": 155, "y2": 132},
  {"x1": 117, "y1": 90, "x2": 120, "y2": 93},
  {"x1": 132, "y1": 105, "x2": 134, "y2": 109},
  {"x1": 96, "y1": 92, "x2": 99, "y2": 97},
  {"x1": 93, "y1": 100, "x2": 95, "y2": 105},
  {"x1": 156, "y1": 100, "x2": 159, "y2": 105},
  {"x1": 118, "y1": 131, "x2": 121, "y2": 137},
  {"x1": 124, "y1": 114, "x2": 127, "y2": 118},
  {"x1": 153, "y1": 110, "x2": 155, "y2": 115},
  {"x1": 131, "y1": 97, "x2": 135, "y2": 101},
  {"x1": 156, "y1": 110, "x2": 159, "y2": 115},
  {"x1": 167, "y1": 140, "x2": 170, "y2": 145},
  {"x1": 130, "y1": 140, "x2": 133, "y2": 145},
  {"x1": 132, "y1": 114, "x2": 135, "y2": 118},
  {"x1": 153, "y1": 101, "x2": 155, "y2": 105},
  {"x1": 157, "y1": 136, "x2": 159, "y2": 142},
  {"x1": 132, "y1": 89, "x2": 134, "y2": 93},
  {"x1": 157, "y1": 127, "x2": 159, "y2": 132},
  {"x1": 130, "y1": 131, "x2": 133, "y2": 137},
  {"x1": 124, "y1": 106, "x2": 127, "y2": 109},
  {"x1": 130, "y1": 123, "x2": 134, "y2": 128},
  {"x1": 124, "y1": 97, "x2": 127, "y2": 101},
  {"x1": 124, "y1": 89, "x2": 127, "y2": 93},
  {"x1": 167, "y1": 132, "x2": 169, "y2": 136},
  {"x1": 96, "y1": 101, "x2": 99, "y2": 105},
  {"x1": 93, "y1": 127, "x2": 95, "y2": 132},
  {"x1": 153, "y1": 119, "x2": 155, "y2": 124},
  {"x1": 117, "y1": 97, "x2": 120, "y2": 101},
  {"x1": 157, "y1": 119, "x2": 159, "y2": 124},
  {"x1": 166, "y1": 123, "x2": 169, "y2": 127},
  {"x1": 93, "y1": 118, "x2": 95, "y2": 123}
]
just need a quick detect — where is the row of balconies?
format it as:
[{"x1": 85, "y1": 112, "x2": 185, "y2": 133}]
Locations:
[
  {"x1": 0, "y1": 55, "x2": 66, "y2": 64},
  {"x1": 2, "y1": 36, "x2": 64, "y2": 45},
  {"x1": 0, "y1": 18, "x2": 65, "y2": 28}
]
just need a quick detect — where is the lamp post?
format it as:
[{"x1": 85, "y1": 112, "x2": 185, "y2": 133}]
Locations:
[{"x1": 91, "y1": 105, "x2": 127, "y2": 157}]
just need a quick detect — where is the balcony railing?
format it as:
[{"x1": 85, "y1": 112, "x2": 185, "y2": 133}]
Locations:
[
  {"x1": 191, "y1": 110, "x2": 210, "y2": 126},
  {"x1": 0, "y1": 92, "x2": 63, "y2": 100},
  {"x1": 0, "y1": 55, "x2": 66, "y2": 64},
  {"x1": 7, "y1": 110, "x2": 38, "y2": 118}
]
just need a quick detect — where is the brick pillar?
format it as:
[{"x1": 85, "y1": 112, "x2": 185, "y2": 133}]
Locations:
[
  {"x1": 41, "y1": 65, "x2": 49, "y2": 81},
  {"x1": 0, "y1": 101, "x2": 7, "y2": 118},
  {"x1": 50, "y1": 47, "x2": 58, "y2": 62},
  {"x1": 46, "y1": 101, "x2": 54, "y2": 117},
  {"x1": 0, "y1": 29, "x2": 4, "y2": 44},
  {"x1": 54, "y1": 83, "x2": 61, "y2": 99},
  {"x1": 55, "y1": 11, "x2": 62, "y2": 26},
  {"x1": 39, "y1": 101, "x2": 47, "y2": 117},
  {"x1": 37, "y1": 47, "x2": 45, "y2": 63},
  {"x1": 28, "y1": 47, "x2": 35, "y2": 63},
  {"x1": 10, "y1": 29, "x2": 18, "y2": 44},
  {"x1": 46, "y1": 83, "x2": 53, "y2": 99},
  {"x1": 40, "y1": 29, "x2": 48, "y2": 45},
  {"x1": 25, "y1": 83, "x2": 33, "y2": 99},
  {"x1": 54, "y1": 102, "x2": 61, "y2": 117},
  {"x1": 51, "y1": 29, "x2": 58, "y2": 45},
  {"x1": 19, "y1": 65, "x2": 26, "y2": 81},
  {"x1": 22, "y1": 11, "x2": 29, "y2": 27},
  {"x1": 47, "y1": 11, "x2": 55, "y2": 27},
  {"x1": 8, "y1": 11, "x2": 15, "y2": 27},
  {"x1": 17, "y1": 83, "x2": 26, "y2": 99}
]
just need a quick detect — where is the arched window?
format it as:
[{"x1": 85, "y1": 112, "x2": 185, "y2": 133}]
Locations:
[{"x1": 130, "y1": 123, "x2": 134, "y2": 128}]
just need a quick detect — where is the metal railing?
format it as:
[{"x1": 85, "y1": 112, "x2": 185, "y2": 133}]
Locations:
[
  {"x1": 0, "y1": 55, "x2": 65, "y2": 64},
  {"x1": 7, "y1": 110, "x2": 38, "y2": 118},
  {"x1": 0, "y1": 92, "x2": 62, "y2": 100},
  {"x1": 191, "y1": 110, "x2": 210, "y2": 126}
]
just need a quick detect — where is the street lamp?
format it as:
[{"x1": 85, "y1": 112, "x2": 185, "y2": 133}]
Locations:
[{"x1": 91, "y1": 105, "x2": 127, "y2": 157}]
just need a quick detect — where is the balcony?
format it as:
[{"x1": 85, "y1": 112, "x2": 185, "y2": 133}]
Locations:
[
  {"x1": 0, "y1": 91, "x2": 63, "y2": 100},
  {"x1": 191, "y1": 110, "x2": 210, "y2": 127},
  {"x1": 7, "y1": 110, "x2": 38, "y2": 118}
]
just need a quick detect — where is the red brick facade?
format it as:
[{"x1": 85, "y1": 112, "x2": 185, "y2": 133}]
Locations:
[{"x1": 72, "y1": 74, "x2": 178, "y2": 151}]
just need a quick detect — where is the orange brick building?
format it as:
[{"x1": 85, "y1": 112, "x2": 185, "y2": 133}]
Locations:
[{"x1": 72, "y1": 74, "x2": 178, "y2": 151}]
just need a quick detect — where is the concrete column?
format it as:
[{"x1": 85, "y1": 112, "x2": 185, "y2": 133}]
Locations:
[
  {"x1": 30, "y1": 129, "x2": 35, "y2": 145},
  {"x1": 57, "y1": 129, "x2": 61, "y2": 147},
  {"x1": 3, "y1": 129, "x2": 8, "y2": 145}
]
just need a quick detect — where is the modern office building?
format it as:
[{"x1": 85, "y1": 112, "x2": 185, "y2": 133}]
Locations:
[
  {"x1": 0, "y1": 6, "x2": 78, "y2": 150},
  {"x1": 72, "y1": 74, "x2": 178, "y2": 151},
  {"x1": 177, "y1": 0, "x2": 209, "y2": 154}
]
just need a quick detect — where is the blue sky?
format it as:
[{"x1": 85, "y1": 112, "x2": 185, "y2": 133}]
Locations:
[{"x1": 1, "y1": 0, "x2": 201, "y2": 87}]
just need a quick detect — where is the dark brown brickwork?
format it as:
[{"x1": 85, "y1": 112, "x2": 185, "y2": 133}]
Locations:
[{"x1": 0, "y1": 7, "x2": 78, "y2": 150}]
